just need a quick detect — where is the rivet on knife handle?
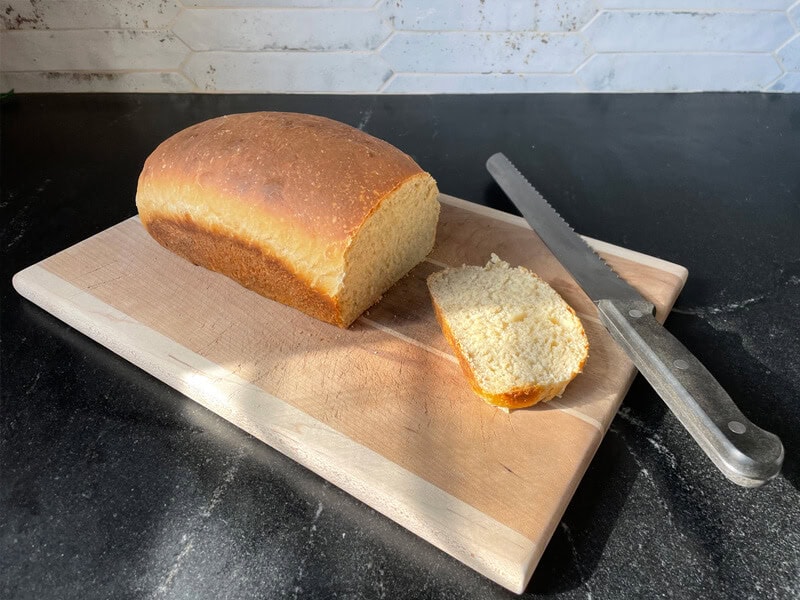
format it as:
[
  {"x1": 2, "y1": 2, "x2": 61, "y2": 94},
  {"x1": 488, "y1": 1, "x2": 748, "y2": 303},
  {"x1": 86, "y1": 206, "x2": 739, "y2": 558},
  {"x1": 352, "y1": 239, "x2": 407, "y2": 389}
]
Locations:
[{"x1": 486, "y1": 152, "x2": 784, "y2": 487}]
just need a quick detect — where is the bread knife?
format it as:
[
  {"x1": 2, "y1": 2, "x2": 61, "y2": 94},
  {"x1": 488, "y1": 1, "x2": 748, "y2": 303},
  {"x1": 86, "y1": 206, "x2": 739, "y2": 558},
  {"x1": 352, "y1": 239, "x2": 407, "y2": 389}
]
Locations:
[{"x1": 486, "y1": 152, "x2": 783, "y2": 487}]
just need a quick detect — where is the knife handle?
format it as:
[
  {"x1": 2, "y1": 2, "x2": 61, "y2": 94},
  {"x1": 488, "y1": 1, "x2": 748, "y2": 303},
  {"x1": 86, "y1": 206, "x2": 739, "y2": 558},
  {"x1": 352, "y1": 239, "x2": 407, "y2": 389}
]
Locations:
[{"x1": 596, "y1": 298, "x2": 784, "y2": 487}]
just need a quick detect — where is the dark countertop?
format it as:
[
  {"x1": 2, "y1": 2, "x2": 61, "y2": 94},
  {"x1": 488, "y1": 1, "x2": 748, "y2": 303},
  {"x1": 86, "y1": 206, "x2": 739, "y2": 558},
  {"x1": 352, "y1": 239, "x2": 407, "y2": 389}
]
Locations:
[{"x1": 2, "y1": 93, "x2": 799, "y2": 599}]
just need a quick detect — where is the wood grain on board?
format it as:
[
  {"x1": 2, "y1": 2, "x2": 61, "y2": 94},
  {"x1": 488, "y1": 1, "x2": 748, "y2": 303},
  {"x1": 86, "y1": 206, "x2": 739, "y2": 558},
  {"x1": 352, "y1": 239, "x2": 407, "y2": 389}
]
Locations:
[{"x1": 13, "y1": 194, "x2": 687, "y2": 593}]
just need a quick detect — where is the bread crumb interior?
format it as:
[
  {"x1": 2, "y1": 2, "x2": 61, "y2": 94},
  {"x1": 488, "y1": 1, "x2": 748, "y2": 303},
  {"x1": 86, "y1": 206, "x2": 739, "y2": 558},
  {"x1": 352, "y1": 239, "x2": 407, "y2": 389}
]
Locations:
[
  {"x1": 340, "y1": 174, "x2": 440, "y2": 324},
  {"x1": 429, "y1": 255, "x2": 587, "y2": 396}
]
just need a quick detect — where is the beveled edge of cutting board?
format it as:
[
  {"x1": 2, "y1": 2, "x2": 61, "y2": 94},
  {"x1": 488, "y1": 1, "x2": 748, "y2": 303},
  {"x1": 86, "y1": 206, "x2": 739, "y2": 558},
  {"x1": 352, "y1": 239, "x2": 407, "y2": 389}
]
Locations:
[{"x1": 12, "y1": 263, "x2": 541, "y2": 594}]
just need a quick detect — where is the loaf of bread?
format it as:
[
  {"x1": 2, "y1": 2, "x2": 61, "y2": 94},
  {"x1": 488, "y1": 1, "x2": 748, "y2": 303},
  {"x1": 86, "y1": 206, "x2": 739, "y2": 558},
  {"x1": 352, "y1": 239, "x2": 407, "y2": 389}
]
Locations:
[
  {"x1": 427, "y1": 255, "x2": 589, "y2": 410},
  {"x1": 136, "y1": 112, "x2": 440, "y2": 327}
]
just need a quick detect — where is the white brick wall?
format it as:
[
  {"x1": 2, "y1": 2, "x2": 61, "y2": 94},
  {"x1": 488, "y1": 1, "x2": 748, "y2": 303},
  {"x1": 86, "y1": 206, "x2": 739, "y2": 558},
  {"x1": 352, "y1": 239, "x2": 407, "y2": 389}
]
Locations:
[{"x1": 1, "y1": 0, "x2": 798, "y2": 93}]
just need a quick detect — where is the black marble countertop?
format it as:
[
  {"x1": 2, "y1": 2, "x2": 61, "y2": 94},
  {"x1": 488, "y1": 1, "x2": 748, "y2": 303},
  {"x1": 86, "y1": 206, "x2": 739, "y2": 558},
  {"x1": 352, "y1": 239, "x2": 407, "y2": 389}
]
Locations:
[{"x1": 2, "y1": 93, "x2": 799, "y2": 599}]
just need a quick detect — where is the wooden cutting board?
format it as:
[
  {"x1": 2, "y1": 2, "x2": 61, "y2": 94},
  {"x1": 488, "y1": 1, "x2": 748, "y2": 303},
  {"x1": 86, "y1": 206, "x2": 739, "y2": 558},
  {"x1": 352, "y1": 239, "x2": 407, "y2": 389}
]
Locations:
[{"x1": 13, "y1": 194, "x2": 687, "y2": 593}]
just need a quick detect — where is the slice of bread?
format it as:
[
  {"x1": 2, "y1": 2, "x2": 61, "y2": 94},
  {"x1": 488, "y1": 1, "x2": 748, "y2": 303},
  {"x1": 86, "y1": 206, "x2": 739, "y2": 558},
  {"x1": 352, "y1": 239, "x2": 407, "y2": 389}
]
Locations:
[{"x1": 427, "y1": 254, "x2": 588, "y2": 410}]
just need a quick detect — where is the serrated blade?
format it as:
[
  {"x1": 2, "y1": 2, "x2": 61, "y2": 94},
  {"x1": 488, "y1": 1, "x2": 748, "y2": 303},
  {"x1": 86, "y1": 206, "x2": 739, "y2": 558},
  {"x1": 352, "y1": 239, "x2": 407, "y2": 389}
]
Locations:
[{"x1": 486, "y1": 152, "x2": 644, "y2": 305}]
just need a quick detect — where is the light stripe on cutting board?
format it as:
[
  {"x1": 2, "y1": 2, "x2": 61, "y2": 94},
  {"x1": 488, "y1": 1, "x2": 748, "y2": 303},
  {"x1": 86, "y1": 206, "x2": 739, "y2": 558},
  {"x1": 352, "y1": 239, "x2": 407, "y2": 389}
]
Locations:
[
  {"x1": 546, "y1": 400, "x2": 604, "y2": 431},
  {"x1": 423, "y1": 257, "x2": 452, "y2": 269},
  {"x1": 11, "y1": 264, "x2": 540, "y2": 594},
  {"x1": 359, "y1": 316, "x2": 459, "y2": 364}
]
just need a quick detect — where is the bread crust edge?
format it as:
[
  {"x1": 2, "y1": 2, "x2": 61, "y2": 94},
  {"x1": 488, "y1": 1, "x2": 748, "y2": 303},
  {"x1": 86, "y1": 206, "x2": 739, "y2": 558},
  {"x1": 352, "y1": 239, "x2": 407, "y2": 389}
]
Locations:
[{"x1": 142, "y1": 214, "x2": 350, "y2": 327}]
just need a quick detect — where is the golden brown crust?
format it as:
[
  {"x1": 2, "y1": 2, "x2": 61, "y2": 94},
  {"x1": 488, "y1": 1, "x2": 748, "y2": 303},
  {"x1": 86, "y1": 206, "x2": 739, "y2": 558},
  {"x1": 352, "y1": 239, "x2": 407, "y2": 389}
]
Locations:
[
  {"x1": 143, "y1": 214, "x2": 346, "y2": 327},
  {"x1": 137, "y1": 112, "x2": 426, "y2": 244},
  {"x1": 430, "y1": 293, "x2": 588, "y2": 411},
  {"x1": 136, "y1": 111, "x2": 439, "y2": 327}
]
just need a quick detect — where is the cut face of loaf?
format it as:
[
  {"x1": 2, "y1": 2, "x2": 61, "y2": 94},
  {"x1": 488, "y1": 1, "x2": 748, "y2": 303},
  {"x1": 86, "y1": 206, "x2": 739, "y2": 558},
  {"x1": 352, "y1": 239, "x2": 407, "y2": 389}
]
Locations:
[
  {"x1": 427, "y1": 255, "x2": 589, "y2": 410},
  {"x1": 136, "y1": 112, "x2": 440, "y2": 327}
]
